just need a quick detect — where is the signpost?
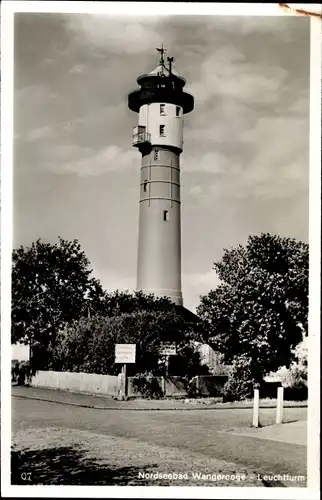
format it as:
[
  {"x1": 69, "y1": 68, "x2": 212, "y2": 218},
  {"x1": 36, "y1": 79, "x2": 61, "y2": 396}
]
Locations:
[
  {"x1": 159, "y1": 343, "x2": 176, "y2": 379},
  {"x1": 115, "y1": 344, "x2": 136, "y2": 364},
  {"x1": 115, "y1": 344, "x2": 136, "y2": 400},
  {"x1": 159, "y1": 343, "x2": 177, "y2": 356}
]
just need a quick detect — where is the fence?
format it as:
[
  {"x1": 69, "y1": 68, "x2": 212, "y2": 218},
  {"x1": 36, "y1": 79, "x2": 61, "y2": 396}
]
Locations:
[
  {"x1": 31, "y1": 370, "x2": 118, "y2": 397},
  {"x1": 30, "y1": 371, "x2": 229, "y2": 399}
]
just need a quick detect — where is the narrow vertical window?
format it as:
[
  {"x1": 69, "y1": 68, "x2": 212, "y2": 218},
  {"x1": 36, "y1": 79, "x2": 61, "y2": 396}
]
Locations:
[
  {"x1": 176, "y1": 106, "x2": 181, "y2": 117},
  {"x1": 143, "y1": 181, "x2": 148, "y2": 192},
  {"x1": 160, "y1": 104, "x2": 165, "y2": 115},
  {"x1": 159, "y1": 125, "x2": 165, "y2": 137},
  {"x1": 154, "y1": 150, "x2": 159, "y2": 161},
  {"x1": 163, "y1": 210, "x2": 169, "y2": 221}
]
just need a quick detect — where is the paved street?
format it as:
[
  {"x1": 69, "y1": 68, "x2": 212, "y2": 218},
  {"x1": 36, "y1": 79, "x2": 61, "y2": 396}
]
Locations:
[
  {"x1": 12, "y1": 385, "x2": 308, "y2": 409},
  {"x1": 11, "y1": 388, "x2": 307, "y2": 487}
]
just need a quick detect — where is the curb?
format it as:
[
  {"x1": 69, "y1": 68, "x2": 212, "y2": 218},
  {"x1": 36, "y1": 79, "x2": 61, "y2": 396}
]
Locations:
[{"x1": 12, "y1": 394, "x2": 308, "y2": 411}]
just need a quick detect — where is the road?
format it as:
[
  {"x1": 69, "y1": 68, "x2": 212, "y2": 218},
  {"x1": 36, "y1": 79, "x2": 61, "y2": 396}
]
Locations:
[{"x1": 11, "y1": 390, "x2": 307, "y2": 486}]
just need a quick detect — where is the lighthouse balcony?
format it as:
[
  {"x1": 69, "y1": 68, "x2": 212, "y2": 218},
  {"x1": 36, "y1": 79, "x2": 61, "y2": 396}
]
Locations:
[{"x1": 133, "y1": 126, "x2": 151, "y2": 147}]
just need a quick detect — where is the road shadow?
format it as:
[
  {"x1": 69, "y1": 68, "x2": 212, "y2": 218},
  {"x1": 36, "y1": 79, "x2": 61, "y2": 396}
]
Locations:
[
  {"x1": 257, "y1": 419, "x2": 299, "y2": 428},
  {"x1": 11, "y1": 446, "x2": 156, "y2": 485}
]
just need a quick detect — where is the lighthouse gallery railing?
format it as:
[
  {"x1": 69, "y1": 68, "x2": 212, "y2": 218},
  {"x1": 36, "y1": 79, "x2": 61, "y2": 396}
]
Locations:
[{"x1": 133, "y1": 126, "x2": 151, "y2": 146}]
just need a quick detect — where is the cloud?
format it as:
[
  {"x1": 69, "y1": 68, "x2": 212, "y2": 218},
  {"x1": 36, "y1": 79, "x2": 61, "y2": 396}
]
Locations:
[
  {"x1": 186, "y1": 185, "x2": 203, "y2": 198},
  {"x1": 66, "y1": 15, "x2": 162, "y2": 55},
  {"x1": 184, "y1": 100, "x2": 257, "y2": 150},
  {"x1": 207, "y1": 15, "x2": 305, "y2": 42},
  {"x1": 61, "y1": 103, "x2": 125, "y2": 133},
  {"x1": 15, "y1": 84, "x2": 58, "y2": 136},
  {"x1": 45, "y1": 144, "x2": 137, "y2": 177},
  {"x1": 239, "y1": 116, "x2": 309, "y2": 191},
  {"x1": 188, "y1": 45, "x2": 289, "y2": 106},
  {"x1": 187, "y1": 115, "x2": 308, "y2": 204},
  {"x1": 182, "y1": 151, "x2": 229, "y2": 174},
  {"x1": 24, "y1": 125, "x2": 53, "y2": 143},
  {"x1": 288, "y1": 91, "x2": 309, "y2": 114},
  {"x1": 69, "y1": 63, "x2": 86, "y2": 74},
  {"x1": 41, "y1": 58, "x2": 54, "y2": 66},
  {"x1": 15, "y1": 83, "x2": 55, "y2": 104}
]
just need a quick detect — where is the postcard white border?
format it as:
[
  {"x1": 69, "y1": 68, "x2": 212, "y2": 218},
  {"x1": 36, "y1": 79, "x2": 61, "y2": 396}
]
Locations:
[{"x1": 1, "y1": 2, "x2": 321, "y2": 499}]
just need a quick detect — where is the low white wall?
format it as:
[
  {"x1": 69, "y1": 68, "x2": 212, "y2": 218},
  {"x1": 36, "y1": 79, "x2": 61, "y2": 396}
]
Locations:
[{"x1": 31, "y1": 370, "x2": 118, "y2": 396}]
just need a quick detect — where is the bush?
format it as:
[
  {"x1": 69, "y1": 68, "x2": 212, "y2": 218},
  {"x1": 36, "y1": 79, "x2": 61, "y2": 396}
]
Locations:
[
  {"x1": 13, "y1": 361, "x2": 31, "y2": 386},
  {"x1": 131, "y1": 374, "x2": 164, "y2": 399},
  {"x1": 185, "y1": 376, "x2": 199, "y2": 398},
  {"x1": 223, "y1": 377, "x2": 255, "y2": 402},
  {"x1": 222, "y1": 357, "x2": 259, "y2": 402},
  {"x1": 284, "y1": 363, "x2": 307, "y2": 400},
  {"x1": 284, "y1": 382, "x2": 308, "y2": 401},
  {"x1": 11, "y1": 360, "x2": 20, "y2": 384}
]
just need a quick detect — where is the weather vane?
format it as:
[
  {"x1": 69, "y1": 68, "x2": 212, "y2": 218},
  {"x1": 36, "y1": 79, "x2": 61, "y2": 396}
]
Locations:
[{"x1": 156, "y1": 44, "x2": 166, "y2": 66}]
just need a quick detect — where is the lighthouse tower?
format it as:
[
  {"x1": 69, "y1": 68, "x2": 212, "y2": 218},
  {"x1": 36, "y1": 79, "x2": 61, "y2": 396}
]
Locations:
[{"x1": 128, "y1": 48, "x2": 194, "y2": 306}]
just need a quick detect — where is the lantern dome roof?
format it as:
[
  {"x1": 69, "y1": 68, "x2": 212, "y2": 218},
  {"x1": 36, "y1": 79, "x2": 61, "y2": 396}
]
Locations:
[
  {"x1": 128, "y1": 48, "x2": 194, "y2": 115},
  {"x1": 147, "y1": 63, "x2": 182, "y2": 78},
  {"x1": 137, "y1": 62, "x2": 186, "y2": 86}
]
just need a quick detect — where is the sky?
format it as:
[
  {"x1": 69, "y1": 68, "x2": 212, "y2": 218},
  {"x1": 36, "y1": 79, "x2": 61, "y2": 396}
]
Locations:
[{"x1": 13, "y1": 13, "x2": 310, "y2": 319}]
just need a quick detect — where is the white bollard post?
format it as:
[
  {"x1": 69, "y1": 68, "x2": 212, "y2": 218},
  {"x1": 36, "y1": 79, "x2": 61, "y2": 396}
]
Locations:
[
  {"x1": 276, "y1": 386, "x2": 284, "y2": 424},
  {"x1": 252, "y1": 388, "x2": 260, "y2": 427}
]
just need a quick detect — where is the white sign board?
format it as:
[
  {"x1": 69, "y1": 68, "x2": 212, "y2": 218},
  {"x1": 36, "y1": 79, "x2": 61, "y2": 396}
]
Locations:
[
  {"x1": 115, "y1": 344, "x2": 136, "y2": 364},
  {"x1": 159, "y1": 343, "x2": 176, "y2": 356}
]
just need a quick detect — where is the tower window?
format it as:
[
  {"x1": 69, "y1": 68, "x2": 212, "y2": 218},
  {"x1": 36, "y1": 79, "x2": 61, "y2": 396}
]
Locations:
[
  {"x1": 143, "y1": 181, "x2": 148, "y2": 192},
  {"x1": 154, "y1": 150, "x2": 159, "y2": 161},
  {"x1": 160, "y1": 104, "x2": 166, "y2": 115},
  {"x1": 176, "y1": 106, "x2": 181, "y2": 117},
  {"x1": 159, "y1": 125, "x2": 165, "y2": 137},
  {"x1": 163, "y1": 210, "x2": 169, "y2": 221}
]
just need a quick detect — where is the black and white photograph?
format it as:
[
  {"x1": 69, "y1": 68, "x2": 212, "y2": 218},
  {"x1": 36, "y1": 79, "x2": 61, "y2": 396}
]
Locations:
[{"x1": 1, "y1": 2, "x2": 321, "y2": 498}]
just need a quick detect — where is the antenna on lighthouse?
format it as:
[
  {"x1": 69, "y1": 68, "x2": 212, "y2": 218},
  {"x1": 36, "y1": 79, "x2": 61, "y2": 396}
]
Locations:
[{"x1": 167, "y1": 56, "x2": 174, "y2": 76}]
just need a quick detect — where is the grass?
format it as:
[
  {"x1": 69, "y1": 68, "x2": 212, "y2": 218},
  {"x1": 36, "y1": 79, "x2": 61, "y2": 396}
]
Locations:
[
  {"x1": 179, "y1": 397, "x2": 308, "y2": 407},
  {"x1": 12, "y1": 427, "x2": 262, "y2": 486}
]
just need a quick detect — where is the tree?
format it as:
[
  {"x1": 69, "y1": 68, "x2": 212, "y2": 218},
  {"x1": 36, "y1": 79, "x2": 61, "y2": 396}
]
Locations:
[
  {"x1": 197, "y1": 233, "x2": 308, "y2": 382},
  {"x1": 49, "y1": 308, "x2": 207, "y2": 378},
  {"x1": 102, "y1": 289, "x2": 177, "y2": 317},
  {"x1": 12, "y1": 237, "x2": 106, "y2": 367}
]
